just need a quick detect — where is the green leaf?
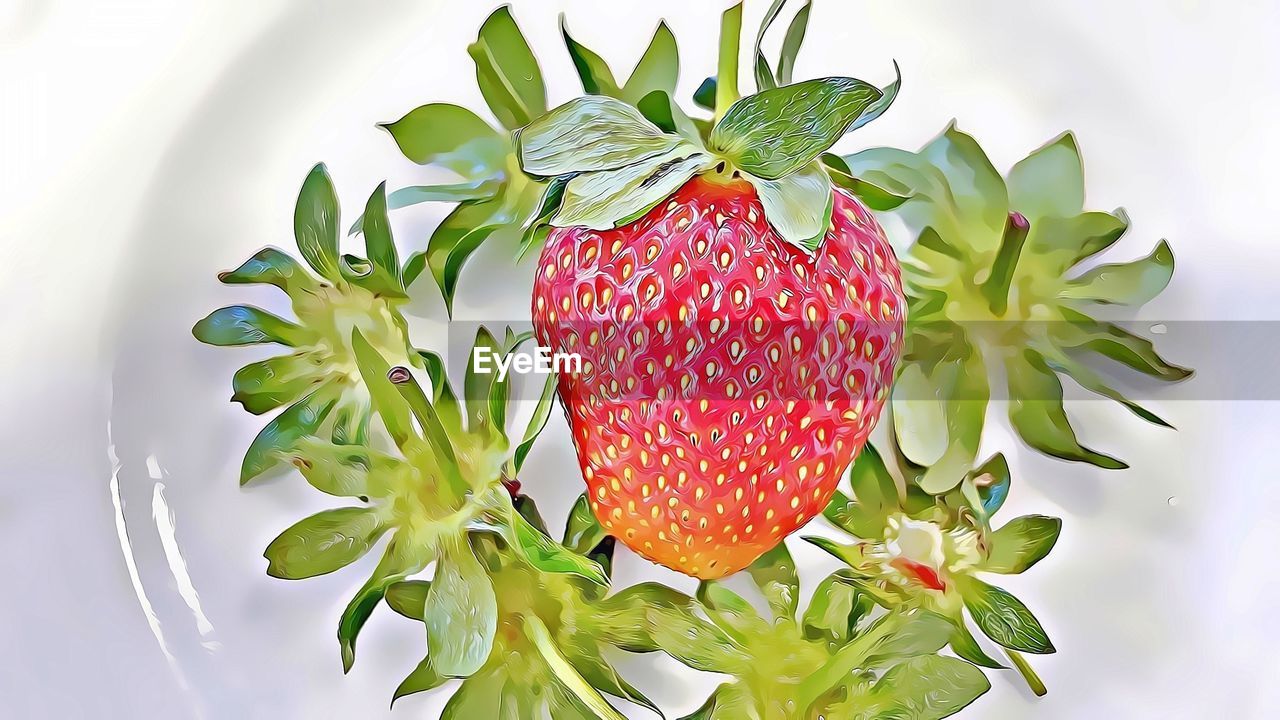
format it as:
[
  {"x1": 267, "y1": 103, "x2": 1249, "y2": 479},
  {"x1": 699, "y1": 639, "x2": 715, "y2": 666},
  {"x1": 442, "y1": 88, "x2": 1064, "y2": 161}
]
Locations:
[
  {"x1": 802, "y1": 571, "x2": 873, "y2": 646},
  {"x1": 339, "y1": 535, "x2": 427, "y2": 672},
  {"x1": 1007, "y1": 348, "x2": 1126, "y2": 469},
  {"x1": 861, "y1": 655, "x2": 991, "y2": 719},
  {"x1": 960, "y1": 576, "x2": 1055, "y2": 654},
  {"x1": 636, "y1": 90, "x2": 703, "y2": 144},
  {"x1": 573, "y1": 649, "x2": 664, "y2": 718},
  {"x1": 847, "y1": 443, "x2": 899, "y2": 518},
  {"x1": 358, "y1": 182, "x2": 402, "y2": 291},
  {"x1": 230, "y1": 352, "x2": 317, "y2": 415},
  {"x1": 623, "y1": 21, "x2": 679, "y2": 104},
  {"x1": 714, "y1": 3, "x2": 744, "y2": 121},
  {"x1": 823, "y1": 154, "x2": 909, "y2": 211},
  {"x1": 506, "y1": 507, "x2": 608, "y2": 585},
  {"x1": 441, "y1": 668, "x2": 504, "y2": 719},
  {"x1": 350, "y1": 329, "x2": 415, "y2": 448},
  {"x1": 1046, "y1": 351, "x2": 1172, "y2": 427},
  {"x1": 747, "y1": 542, "x2": 800, "y2": 620},
  {"x1": 518, "y1": 96, "x2": 677, "y2": 177},
  {"x1": 1031, "y1": 210, "x2": 1128, "y2": 268},
  {"x1": 864, "y1": 611, "x2": 953, "y2": 667},
  {"x1": 425, "y1": 197, "x2": 504, "y2": 316},
  {"x1": 747, "y1": 160, "x2": 833, "y2": 250},
  {"x1": 560, "y1": 16, "x2": 621, "y2": 96},
  {"x1": 847, "y1": 60, "x2": 901, "y2": 134},
  {"x1": 516, "y1": 176, "x2": 569, "y2": 261},
  {"x1": 1057, "y1": 310, "x2": 1192, "y2": 381},
  {"x1": 468, "y1": 6, "x2": 546, "y2": 130},
  {"x1": 563, "y1": 493, "x2": 607, "y2": 556},
  {"x1": 287, "y1": 438, "x2": 395, "y2": 498},
  {"x1": 948, "y1": 616, "x2": 1007, "y2": 669},
  {"x1": 751, "y1": 0, "x2": 786, "y2": 92},
  {"x1": 388, "y1": 366, "x2": 463, "y2": 486},
  {"x1": 347, "y1": 180, "x2": 501, "y2": 236},
  {"x1": 293, "y1": 163, "x2": 342, "y2": 282},
  {"x1": 525, "y1": 614, "x2": 629, "y2": 720},
  {"x1": 416, "y1": 349, "x2": 464, "y2": 436},
  {"x1": 600, "y1": 584, "x2": 746, "y2": 672},
  {"x1": 392, "y1": 657, "x2": 447, "y2": 707},
  {"x1": 803, "y1": 536, "x2": 869, "y2": 569},
  {"x1": 463, "y1": 327, "x2": 503, "y2": 435},
  {"x1": 921, "y1": 124, "x2": 1009, "y2": 237},
  {"x1": 710, "y1": 77, "x2": 882, "y2": 180},
  {"x1": 514, "y1": 372, "x2": 558, "y2": 472},
  {"x1": 386, "y1": 580, "x2": 432, "y2": 620},
  {"x1": 240, "y1": 384, "x2": 339, "y2": 484},
  {"x1": 379, "y1": 103, "x2": 504, "y2": 174},
  {"x1": 1007, "y1": 131, "x2": 1083, "y2": 220},
  {"x1": 1061, "y1": 239, "x2": 1175, "y2": 306},
  {"x1": 984, "y1": 515, "x2": 1062, "y2": 574},
  {"x1": 218, "y1": 247, "x2": 317, "y2": 298},
  {"x1": 696, "y1": 581, "x2": 765, "y2": 641},
  {"x1": 552, "y1": 145, "x2": 713, "y2": 230},
  {"x1": 193, "y1": 306, "x2": 312, "y2": 347},
  {"x1": 693, "y1": 77, "x2": 717, "y2": 111},
  {"x1": 775, "y1": 0, "x2": 811, "y2": 86},
  {"x1": 264, "y1": 506, "x2": 387, "y2": 580},
  {"x1": 425, "y1": 542, "x2": 498, "y2": 677},
  {"x1": 893, "y1": 340, "x2": 990, "y2": 493}
]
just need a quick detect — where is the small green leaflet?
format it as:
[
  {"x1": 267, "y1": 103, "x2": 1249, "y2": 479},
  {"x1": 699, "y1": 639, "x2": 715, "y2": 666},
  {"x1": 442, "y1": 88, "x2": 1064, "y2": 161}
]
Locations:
[
  {"x1": 746, "y1": 160, "x2": 833, "y2": 251},
  {"x1": 710, "y1": 77, "x2": 883, "y2": 180},
  {"x1": 959, "y1": 576, "x2": 1055, "y2": 654},
  {"x1": 519, "y1": 96, "x2": 677, "y2": 177},
  {"x1": 855, "y1": 655, "x2": 991, "y2": 720},
  {"x1": 263, "y1": 506, "x2": 388, "y2": 580},
  {"x1": 552, "y1": 145, "x2": 714, "y2": 230},
  {"x1": 983, "y1": 515, "x2": 1063, "y2": 574},
  {"x1": 425, "y1": 542, "x2": 498, "y2": 677},
  {"x1": 467, "y1": 6, "x2": 546, "y2": 130}
]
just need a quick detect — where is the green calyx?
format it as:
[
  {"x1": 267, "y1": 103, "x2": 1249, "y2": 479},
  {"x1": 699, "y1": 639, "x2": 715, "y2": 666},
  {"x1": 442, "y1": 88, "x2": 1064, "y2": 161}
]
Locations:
[
  {"x1": 257, "y1": 322, "x2": 614, "y2": 679},
  {"x1": 193, "y1": 165, "x2": 417, "y2": 484},
  {"x1": 812, "y1": 432, "x2": 1060, "y2": 695},
  {"x1": 514, "y1": 0, "x2": 904, "y2": 253},
  {"x1": 384, "y1": 496, "x2": 656, "y2": 719},
  {"x1": 846, "y1": 124, "x2": 1192, "y2": 480},
  {"x1": 600, "y1": 542, "x2": 989, "y2": 719}
]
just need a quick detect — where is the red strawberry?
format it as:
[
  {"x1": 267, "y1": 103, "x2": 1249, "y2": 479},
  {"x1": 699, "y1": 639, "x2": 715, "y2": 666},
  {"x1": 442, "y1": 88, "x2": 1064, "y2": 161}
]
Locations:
[{"x1": 532, "y1": 175, "x2": 905, "y2": 578}]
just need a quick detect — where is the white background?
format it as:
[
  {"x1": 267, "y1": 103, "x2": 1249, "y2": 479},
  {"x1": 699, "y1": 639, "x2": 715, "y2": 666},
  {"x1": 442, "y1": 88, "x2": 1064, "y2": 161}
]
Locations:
[{"x1": 2, "y1": 1, "x2": 1278, "y2": 718}]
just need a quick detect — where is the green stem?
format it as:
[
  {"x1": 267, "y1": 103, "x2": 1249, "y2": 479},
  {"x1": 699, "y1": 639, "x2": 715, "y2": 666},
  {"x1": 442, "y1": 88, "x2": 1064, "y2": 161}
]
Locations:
[
  {"x1": 1006, "y1": 648, "x2": 1047, "y2": 696},
  {"x1": 715, "y1": 2, "x2": 744, "y2": 123},
  {"x1": 525, "y1": 614, "x2": 628, "y2": 720},
  {"x1": 980, "y1": 211, "x2": 1030, "y2": 316}
]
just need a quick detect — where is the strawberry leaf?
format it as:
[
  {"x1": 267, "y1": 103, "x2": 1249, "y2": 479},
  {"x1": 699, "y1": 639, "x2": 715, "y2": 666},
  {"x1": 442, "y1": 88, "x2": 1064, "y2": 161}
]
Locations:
[
  {"x1": 468, "y1": 6, "x2": 546, "y2": 130},
  {"x1": 217, "y1": 247, "x2": 316, "y2": 299},
  {"x1": 293, "y1": 163, "x2": 342, "y2": 282},
  {"x1": 378, "y1": 103, "x2": 505, "y2": 175},
  {"x1": 240, "y1": 383, "x2": 340, "y2": 483},
  {"x1": 746, "y1": 543, "x2": 800, "y2": 620},
  {"x1": 623, "y1": 21, "x2": 679, "y2": 104},
  {"x1": 519, "y1": 96, "x2": 678, "y2": 177},
  {"x1": 710, "y1": 77, "x2": 883, "y2": 180},
  {"x1": 560, "y1": 16, "x2": 621, "y2": 96},
  {"x1": 776, "y1": 1, "x2": 812, "y2": 87},
  {"x1": 853, "y1": 655, "x2": 990, "y2": 719},
  {"x1": 385, "y1": 580, "x2": 431, "y2": 620},
  {"x1": 231, "y1": 353, "x2": 317, "y2": 415},
  {"x1": 1061, "y1": 239, "x2": 1175, "y2": 306},
  {"x1": 745, "y1": 160, "x2": 833, "y2": 250},
  {"x1": 264, "y1": 506, "x2": 388, "y2": 580},
  {"x1": 339, "y1": 534, "x2": 429, "y2": 672},
  {"x1": 391, "y1": 657, "x2": 446, "y2": 707},
  {"x1": 983, "y1": 515, "x2": 1062, "y2": 574},
  {"x1": 425, "y1": 541, "x2": 498, "y2": 677},
  {"x1": 552, "y1": 145, "x2": 713, "y2": 229},
  {"x1": 958, "y1": 576, "x2": 1055, "y2": 654},
  {"x1": 193, "y1": 305, "x2": 313, "y2": 347}
]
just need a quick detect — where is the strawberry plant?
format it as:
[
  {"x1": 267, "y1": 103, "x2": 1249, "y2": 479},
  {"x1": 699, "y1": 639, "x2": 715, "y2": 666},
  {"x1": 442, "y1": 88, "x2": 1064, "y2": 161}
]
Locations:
[{"x1": 192, "y1": 1, "x2": 1192, "y2": 718}]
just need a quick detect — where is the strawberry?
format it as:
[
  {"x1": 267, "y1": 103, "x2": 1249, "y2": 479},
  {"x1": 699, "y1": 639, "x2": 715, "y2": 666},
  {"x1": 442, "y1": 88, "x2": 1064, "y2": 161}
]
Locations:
[
  {"x1": 531, "y1": 174, "x2": 905, "y2": 578},
  {"x1": 516, "y1": 5, "x2": 910, "y2": 579}
]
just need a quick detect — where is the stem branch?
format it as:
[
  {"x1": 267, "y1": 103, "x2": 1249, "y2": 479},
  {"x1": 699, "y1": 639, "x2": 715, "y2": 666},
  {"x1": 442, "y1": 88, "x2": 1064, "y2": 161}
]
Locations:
[
  {"x1": 980, "y1": 211, "x2": 1030, "y2": 316},
  {"x1": 1006, "y1": 648, "x2": 1048, "y2": 696}
]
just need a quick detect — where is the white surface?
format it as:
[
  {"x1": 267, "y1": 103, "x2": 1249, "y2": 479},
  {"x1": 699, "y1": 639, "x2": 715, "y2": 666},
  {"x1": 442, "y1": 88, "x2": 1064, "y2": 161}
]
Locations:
[{"x1": 2, "y1": 1, "x2": 1278, "y2": 718}]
